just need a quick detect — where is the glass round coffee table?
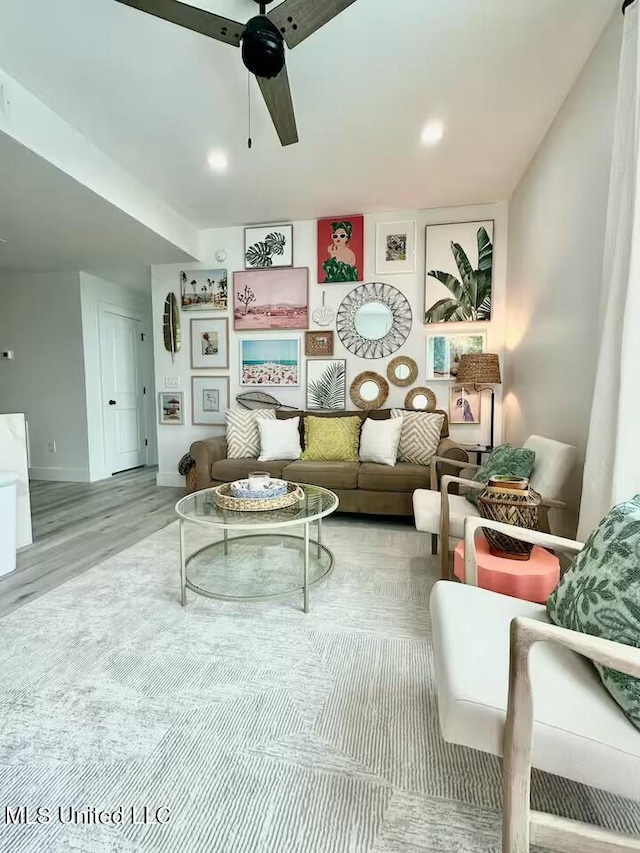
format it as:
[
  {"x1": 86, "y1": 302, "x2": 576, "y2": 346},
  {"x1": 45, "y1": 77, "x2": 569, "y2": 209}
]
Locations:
[{"x1": 175, "y1": 483, "x2": 338, "y2": 612}]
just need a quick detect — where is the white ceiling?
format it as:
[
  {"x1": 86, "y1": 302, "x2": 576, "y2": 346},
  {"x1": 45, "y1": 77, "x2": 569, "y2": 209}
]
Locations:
[
  {"x1": 0, "y1": 133, "x2": 192, "y2": 275},
  {"x1": 0, "y1": 0, "x2": 618, "y2": 232}
]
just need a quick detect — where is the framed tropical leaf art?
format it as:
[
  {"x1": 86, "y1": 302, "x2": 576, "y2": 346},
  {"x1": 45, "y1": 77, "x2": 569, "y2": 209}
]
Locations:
[
  {"x1": 306, "y1": 359, "x2": 346, "y2": 410},
  {"x1": 424, "y1": 220, "x2": 494, "y2": 323},
  {"x1": 244, "y1": 224, "x2": 293, "y2": 269}
]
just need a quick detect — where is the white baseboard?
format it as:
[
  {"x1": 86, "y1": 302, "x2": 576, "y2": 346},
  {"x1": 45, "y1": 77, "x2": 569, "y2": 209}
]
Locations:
[
  {"x1": 156, "y1": 472, "x2": 185, "y2": 488},
  {"x1": 29, "y1": 466, "x2": 91, "y2": 483}
]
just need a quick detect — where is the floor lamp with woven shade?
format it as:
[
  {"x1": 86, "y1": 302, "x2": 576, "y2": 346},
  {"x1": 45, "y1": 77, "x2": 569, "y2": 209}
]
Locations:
[{"x1": 456, "y1": 353, "x2": 502, "y2": 449}]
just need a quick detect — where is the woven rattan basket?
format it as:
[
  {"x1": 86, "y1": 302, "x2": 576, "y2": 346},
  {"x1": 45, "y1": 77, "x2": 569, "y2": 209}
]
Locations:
[
  {"x1": 214, "y1": 481, "x2": 304, "y2": 512},
  {"x1": 186, "y1": 466, "x2": 198, "y2": 494},
  {"x1": 477, "y1": 483, "x2": 542, "y2": 560}
]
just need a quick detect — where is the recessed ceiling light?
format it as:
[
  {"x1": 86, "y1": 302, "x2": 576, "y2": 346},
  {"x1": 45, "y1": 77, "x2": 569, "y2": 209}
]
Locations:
[
  {"x1": 420, "y1": 120, "x2": 445, "y2": 147},
  {"x1": 207, "y1": 149, "x2": 228, "y2": 172}
]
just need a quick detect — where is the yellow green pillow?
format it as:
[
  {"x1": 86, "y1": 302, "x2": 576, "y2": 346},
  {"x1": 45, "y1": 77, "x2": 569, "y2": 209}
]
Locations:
[{"x1": 301, "y1": 416, "x2": 360, "y2": 462}]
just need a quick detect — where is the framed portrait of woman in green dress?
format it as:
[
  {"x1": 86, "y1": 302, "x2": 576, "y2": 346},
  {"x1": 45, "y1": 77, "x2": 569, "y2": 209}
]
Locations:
[{"x1": 317, "y1": 215, "x2": 364, "y2": 283}]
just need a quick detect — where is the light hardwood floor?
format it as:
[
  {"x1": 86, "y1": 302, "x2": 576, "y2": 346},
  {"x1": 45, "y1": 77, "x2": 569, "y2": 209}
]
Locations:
[{"x1": 0, "y1": 468, "x2": 183, "y2": 618}]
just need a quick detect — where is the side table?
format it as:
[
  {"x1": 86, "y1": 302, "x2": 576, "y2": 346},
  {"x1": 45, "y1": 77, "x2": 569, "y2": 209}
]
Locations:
[{"x1": 453, "y1": 534, "x2": 560, "y2": 604}]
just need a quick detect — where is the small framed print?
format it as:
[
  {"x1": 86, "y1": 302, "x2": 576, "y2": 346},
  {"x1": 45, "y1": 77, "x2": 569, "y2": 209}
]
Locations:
[
  {"x1": 375, "y1": 221, "x2": 416, "y2": 275},
  {"x1": 240, "y1": 337, "x2": 300, "y2": 386},
  {"x1": 306, "y1": 359, "x2": 346, "y2": 410},
  {"x1": 180, "y1": 269, "x2": 228, "y2": 310},
  {"x1": 244, "y1": 224, "x2": 294, "y2": 269},
  {"x1": 158, "y1": 392, "x2": 184, "y2": 425},
  {"x1": 305, "y1": 330, "x2": 334, "y2": 357},
  {"x1": 192, "y1": 376, "x2": 229, "y2": 426},
  {"x1": 449, "y1": 385, "x2": 482, "y2": 424},
  {"x1": 426, "y1": 332, "x2": 487, "y2": 381},
  {"x1": 190, "y1": 318, "x2": 229, "y2": 370}
]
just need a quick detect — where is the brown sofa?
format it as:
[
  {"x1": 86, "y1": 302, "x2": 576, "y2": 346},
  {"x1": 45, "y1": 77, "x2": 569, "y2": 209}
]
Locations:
[{"x1": 190, "y1": 408, "x2": 469, "y2": 517}]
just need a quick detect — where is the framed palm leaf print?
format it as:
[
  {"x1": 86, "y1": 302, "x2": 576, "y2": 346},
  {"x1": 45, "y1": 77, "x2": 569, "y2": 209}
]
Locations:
[
  {"x1": 306, "y1": 359, "x2": 346, "y2": 410},
  {"x1": 424, "y1": 220, "x2": 494, "y2": 323},
  {"x1": 244, "y1": 224, "x2": 293, "y2": 269}
]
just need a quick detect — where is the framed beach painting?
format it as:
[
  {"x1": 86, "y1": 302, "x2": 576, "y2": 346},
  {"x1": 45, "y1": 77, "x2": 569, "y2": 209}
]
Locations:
[
  {"x1": 424, "y1": 220, "x2": 494, "y2": 323},
  {"x1": 190, "y1": 318, "x2": 229, "y2": 369},
  {"x1": 317, "y1": 215, "x2": 364, "y2": 283},
  {"x1": 375, "y1": 221, "x2": 416, "y2": 274},
  {"x1": 180, "y1": 269, "x2": 228, "y2": 310},
  {"x1": 306, "y1": 359, "x2": 346, "y2": 410},
  {"x1": 191, "y1": 376, "x2": 229, "y2": 426},
  {"x1": 449, "y1": 386, "x2": 482, "y2": 424},
  {"x1": 244, "y1": 224, "x2": 294, "y2": 268},
  {"x1": 426, "y1": 332, "x2": 487, "y2": 381},
  {"x1": 233, "y1": 268, "x2": 309, "y2": 331},
  {"x1": 158, "y1": 392, "x2": 184, "y2": 425},
  {"x1": 240, "y1": 337, "x2": 300, "y2": 386}
]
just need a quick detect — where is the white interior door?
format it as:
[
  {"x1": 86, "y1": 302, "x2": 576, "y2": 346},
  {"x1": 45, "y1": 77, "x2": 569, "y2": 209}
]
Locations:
[{"x1": 100, "y1": 311, "x2": 146, "y2": 474}]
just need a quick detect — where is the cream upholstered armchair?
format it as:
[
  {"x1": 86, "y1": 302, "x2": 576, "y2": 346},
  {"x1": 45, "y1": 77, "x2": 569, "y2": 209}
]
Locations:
[
  {"x1": 430, "y1": 517, "x2": 640, "y2": 852},
  {"x1": 413, "y1": 435, "x2": 576, "y2": 579}
]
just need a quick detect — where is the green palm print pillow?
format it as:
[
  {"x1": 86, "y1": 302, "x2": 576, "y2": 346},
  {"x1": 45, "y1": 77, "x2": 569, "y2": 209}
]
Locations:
[
  {"x1": 547, "y1": 495, "x2": 640, "y2": 730},
  {"x1": 465, "y1": 444, "x2": 536, "y2": 507}
]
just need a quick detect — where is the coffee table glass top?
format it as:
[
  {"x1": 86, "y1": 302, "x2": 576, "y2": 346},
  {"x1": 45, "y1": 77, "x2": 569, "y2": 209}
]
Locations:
[{"x1": 176, "y1": 483, "x2": 338, "y2": 530}]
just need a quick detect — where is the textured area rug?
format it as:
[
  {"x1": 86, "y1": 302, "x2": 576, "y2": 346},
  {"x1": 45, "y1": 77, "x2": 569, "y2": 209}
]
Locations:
[{"x1": 1, "y1": 517, "x2": 639, "y2": 853}]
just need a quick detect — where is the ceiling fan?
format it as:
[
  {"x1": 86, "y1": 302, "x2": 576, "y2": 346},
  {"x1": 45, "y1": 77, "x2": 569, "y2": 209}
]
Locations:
[{"x1": 114, "y1": 0, "x2": 358, "y2": 146}]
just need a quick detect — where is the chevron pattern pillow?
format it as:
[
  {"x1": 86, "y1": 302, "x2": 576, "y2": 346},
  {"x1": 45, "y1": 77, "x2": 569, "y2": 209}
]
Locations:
[
  {"x1": 390, "y1": 410, "x2": 444, "y2": 466},
  {"x1": 226, "y1": 409, "x2": 276, "y2": 459}
]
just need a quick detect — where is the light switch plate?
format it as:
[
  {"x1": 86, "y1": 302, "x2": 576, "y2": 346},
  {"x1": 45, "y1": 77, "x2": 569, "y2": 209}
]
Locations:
[{"x1": 164, "y1": 377, "x2": 180, "y2": 388}]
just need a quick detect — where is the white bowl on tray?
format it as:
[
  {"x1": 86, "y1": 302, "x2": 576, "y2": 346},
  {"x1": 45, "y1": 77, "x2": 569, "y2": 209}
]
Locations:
[{"x1": 229, "y1": 478, "x2": 289, "y2": 500}]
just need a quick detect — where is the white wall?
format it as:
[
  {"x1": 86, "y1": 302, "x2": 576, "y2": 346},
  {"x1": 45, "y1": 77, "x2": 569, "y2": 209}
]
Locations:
[
  {"x1": 504, "y1": 14, "x2": 622, "y2": 532},
  {"x1": 0, "y1": 270, "x2": 90, "y2": 480},
  {"x1": 80, "y1": 271, "x2": 156, "y2": 481},
  {"x1": 152, "y1": 203, "x2": 508, "y2": 487}
]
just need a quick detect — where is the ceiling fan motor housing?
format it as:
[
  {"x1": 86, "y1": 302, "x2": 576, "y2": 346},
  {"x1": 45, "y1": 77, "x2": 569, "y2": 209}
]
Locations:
[{"x1": 242, "y1": 15, "x2": 285, "y2": 79}]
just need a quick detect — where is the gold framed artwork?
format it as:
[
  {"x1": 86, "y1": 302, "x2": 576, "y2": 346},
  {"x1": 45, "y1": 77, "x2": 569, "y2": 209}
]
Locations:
[{"x1": 305, "y1": 330, "x2": 334, "y2": 357}]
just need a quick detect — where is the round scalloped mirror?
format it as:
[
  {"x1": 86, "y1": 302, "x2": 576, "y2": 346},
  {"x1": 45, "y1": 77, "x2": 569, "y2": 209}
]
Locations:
[
  {"x1": 350, "y1": 372, "x2": 389, "y2": 410},
  {"x1": 405, "y1": 386, "x2": 436, "y2": 411},
  {"x1": 387, "y1": 356, "x2": 418, "y2": 388},
  {"x1": 337, "y1": 283, "x2": 412, "y2": 359}
]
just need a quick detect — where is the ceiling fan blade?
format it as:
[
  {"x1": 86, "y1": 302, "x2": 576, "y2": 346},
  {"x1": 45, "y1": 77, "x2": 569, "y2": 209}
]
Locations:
[
  {"x1": 114, "y1": 0, "x2": 243, "y2": 48},
  {"x1": 268, "y1": 0, "x2": 357, "y2": 49},
  {"x1": 256, "y1": 66, "x2": 299, "y2": 147}
]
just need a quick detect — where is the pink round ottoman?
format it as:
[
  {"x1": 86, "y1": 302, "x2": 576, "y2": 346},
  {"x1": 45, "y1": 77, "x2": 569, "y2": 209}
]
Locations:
[{"x1": 453, "y1": 535, "x2": 560, "y2": 603}]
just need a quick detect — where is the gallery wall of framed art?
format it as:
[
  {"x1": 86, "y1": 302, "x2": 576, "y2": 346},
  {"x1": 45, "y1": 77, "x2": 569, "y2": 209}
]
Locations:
[{"x1": 150, "y1": 202, "x2": 509, "y2": 486}]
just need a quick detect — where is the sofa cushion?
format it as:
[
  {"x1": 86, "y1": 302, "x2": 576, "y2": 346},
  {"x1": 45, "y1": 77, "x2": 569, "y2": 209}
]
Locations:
[
  {"x1": 358, "y1": 462, "x2": 431, "y2": 493},
  {"x1": 226, "y1": 409, "x2": 276, "y2": 458},
  {"x1": 211, "y1": 458, "x2": 290, "y2": 483},
  {"x1": 390, "y1": 409, "x2": 444, "y2": 465},
  {"x1": 282, "y1": 460, "x2": 359, "y2": 490},
  {"x1": 301, "y1": 416, "x2": 361, "y2": 462},
  {"x1": 547, "y1": 495, "x2": 640, "y2": 731}
]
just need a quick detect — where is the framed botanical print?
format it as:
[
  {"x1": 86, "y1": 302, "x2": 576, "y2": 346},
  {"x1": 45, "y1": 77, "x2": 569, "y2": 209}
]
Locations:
[
  {"x1": 158, "y1": 392, "x2": 184, "y2": 425},
  {"x1": 426, "y1": 332, "x2": 487, "y2": 381},
  {"x1": 317, "y1": 215, "x2": 364, "y2": 283},
  {"x1": 425, "y1": 220, "x2": 494, "y2": 323},
  {"x1": 180, "y1": 269, "x2": 228, "y2": 310},
  {"x1": 190, "y1": 318, "x2": 229, "y2": 369},
  {"x1": 240, "y1": 337, "x2": 300, "y2": 386},
  {"x1": 449, "y1": 385, "x2": 482, "y2": 424},
  {"x1": 306, "y1": 359, "x2": 346, "y2": 410},
  {"x1": 233, "y1": 268, "x2": 309, "y2": 331},
  {"x1": 244, "y1": 224, "x2": 294, "y2": 269},
  {"x1": 305, "y1": 330, "x2": 334, "y2": 357},
  {"x1": 375, "y1": 221, "x2": 416, "y2": 274},
  {"x1": 191, "y1": 376, "x2": 229, "y2": 425}
]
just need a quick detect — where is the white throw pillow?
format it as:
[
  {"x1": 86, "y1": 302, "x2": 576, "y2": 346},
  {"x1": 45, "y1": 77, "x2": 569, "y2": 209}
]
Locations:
[
  {"x1": 359, "y1": 417, "x2": 403, "y2": 466},
  {"x1": 390, "y1": 409, "x2": 444, "y2": 465},
  {"x1": 226, "y1": 409, "x2": 276, "y2": 458},
  {"x1": 258, "y1": 417, "x2": 302, "y2": 462}
]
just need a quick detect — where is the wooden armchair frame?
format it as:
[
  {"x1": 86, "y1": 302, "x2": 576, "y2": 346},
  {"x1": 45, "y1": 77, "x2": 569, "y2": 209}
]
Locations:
[
  {"x1": 463, "y1": 516, "x2": 640, "y2": 853},
  {"x1": 430, "y1": 454, "x2": 567, "y2": 580}
]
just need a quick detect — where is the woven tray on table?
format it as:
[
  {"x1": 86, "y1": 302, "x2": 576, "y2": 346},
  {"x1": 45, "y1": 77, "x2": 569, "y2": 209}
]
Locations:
[{"x1": 214, "y1": 481, "x2": 304, "y2": 512}]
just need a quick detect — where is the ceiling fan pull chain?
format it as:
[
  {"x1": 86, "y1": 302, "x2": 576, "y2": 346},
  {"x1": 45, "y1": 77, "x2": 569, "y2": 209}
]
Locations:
[{"x1": 247, "y1": 71, "x2": 253, "y2": 149}]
